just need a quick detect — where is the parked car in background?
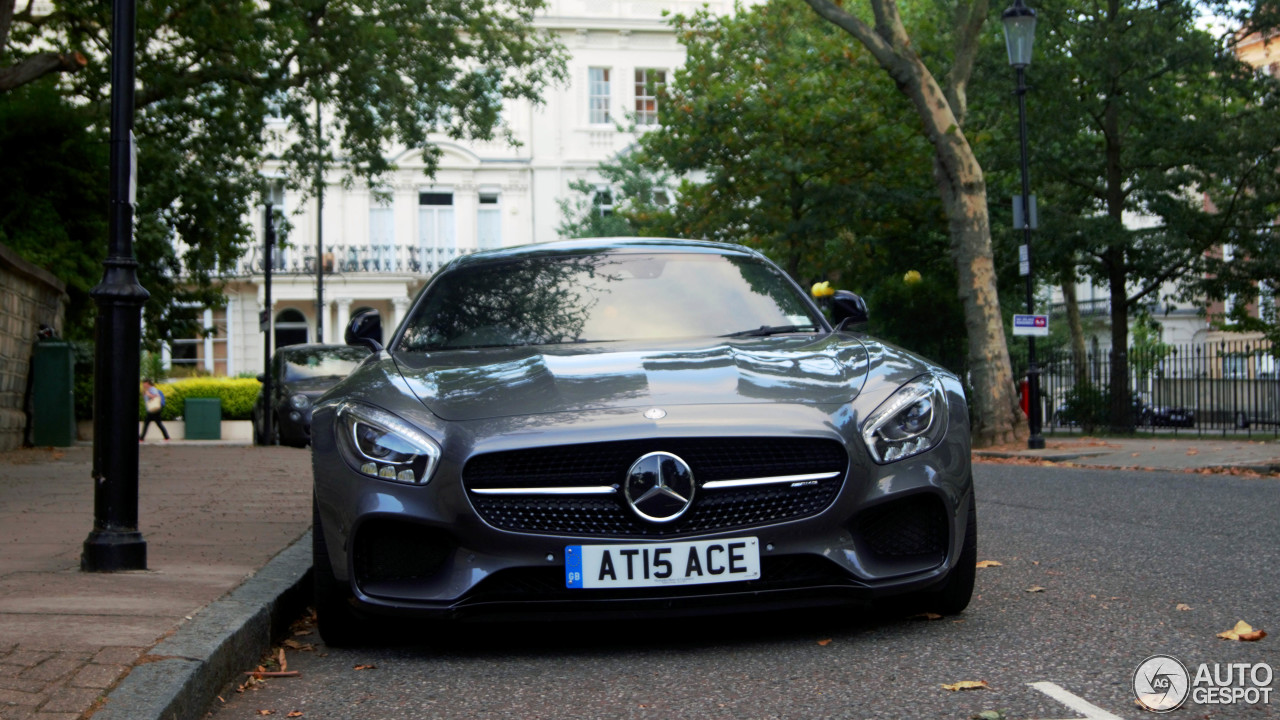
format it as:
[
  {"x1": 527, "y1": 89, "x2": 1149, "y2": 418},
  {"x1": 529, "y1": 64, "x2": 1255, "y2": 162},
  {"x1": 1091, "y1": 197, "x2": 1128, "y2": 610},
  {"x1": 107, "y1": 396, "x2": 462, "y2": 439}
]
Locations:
[
  {"x1": 1147, "y1": 403, "x2": 1195, "y2": 428},
  {"x1": 254, "y1": 344, "x2": 370, "y2": 447},
  {"x1": 309, "y1": 238, "x2": 976, "y2": 646}
]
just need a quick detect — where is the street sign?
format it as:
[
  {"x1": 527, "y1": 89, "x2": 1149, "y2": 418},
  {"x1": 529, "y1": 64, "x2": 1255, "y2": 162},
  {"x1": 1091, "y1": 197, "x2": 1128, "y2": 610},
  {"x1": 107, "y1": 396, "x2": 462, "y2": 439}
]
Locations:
[
  {"x1": 1018, "y1": 244, "x2": 1030, "y2": 277},
  {"x1": 1013, "y1": 314, "x2": 1049, "y2": 337},
  {"x1": 1013, "y1": 195, "x2": 1038, "y2": 230}
]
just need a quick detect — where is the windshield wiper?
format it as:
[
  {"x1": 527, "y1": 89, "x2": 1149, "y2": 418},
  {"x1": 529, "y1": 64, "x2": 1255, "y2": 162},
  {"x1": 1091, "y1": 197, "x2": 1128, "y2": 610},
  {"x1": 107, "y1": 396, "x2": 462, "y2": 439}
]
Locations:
[{"x1": 721, "y1": 324, "x2": 818, "y2": 338}]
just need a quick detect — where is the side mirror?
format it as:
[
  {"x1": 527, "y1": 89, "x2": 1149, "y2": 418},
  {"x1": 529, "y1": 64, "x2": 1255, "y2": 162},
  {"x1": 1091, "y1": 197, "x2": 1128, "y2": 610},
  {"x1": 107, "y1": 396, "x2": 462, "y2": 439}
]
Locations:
[
  {"x1": 256, "y1": 373, "x2": 266, "y2": 383},
  {"x1": 831, "y1": 290, "x2": 869, "y2": 328},
  {"x1": 345, "y1": 309, "x2": 385, "y2": 352}
]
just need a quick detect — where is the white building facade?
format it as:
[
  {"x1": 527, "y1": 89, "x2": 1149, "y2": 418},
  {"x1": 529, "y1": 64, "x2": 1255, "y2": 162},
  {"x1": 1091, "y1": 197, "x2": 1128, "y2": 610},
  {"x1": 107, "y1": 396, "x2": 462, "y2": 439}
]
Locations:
[{"x1": 177, "y1": 0, "x2": 745, "y2": 378}]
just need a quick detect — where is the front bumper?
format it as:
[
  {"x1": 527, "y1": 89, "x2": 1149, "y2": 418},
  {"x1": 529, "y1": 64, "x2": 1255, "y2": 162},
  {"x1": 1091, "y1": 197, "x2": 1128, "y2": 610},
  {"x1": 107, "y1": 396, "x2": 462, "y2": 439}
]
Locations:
[{"x1": 312, "y1": 400, "x2": 972, "y2": 621}]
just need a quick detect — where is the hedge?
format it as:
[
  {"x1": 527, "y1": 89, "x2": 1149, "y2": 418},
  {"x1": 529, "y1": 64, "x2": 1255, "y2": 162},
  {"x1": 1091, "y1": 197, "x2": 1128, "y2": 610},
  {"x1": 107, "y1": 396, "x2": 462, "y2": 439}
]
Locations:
[{"x1": 138, "y1": 377, "x2": 262, "y2": 421}]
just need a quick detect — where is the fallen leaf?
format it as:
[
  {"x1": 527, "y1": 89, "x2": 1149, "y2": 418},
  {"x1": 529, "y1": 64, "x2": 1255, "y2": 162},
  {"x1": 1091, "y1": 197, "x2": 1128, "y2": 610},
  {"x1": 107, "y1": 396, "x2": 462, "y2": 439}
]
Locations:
[
  {"x1": 909, "y1": 612, "x2": 943, "y2": 621},
  {"x1": 218, "y1": 696, "x2": 225, "y2": 703},
  {"x1": 287, "y1": 713, "x2": 304, "y2": 718},
  {"x1": 277, "y1": 648, "x2": 287, "y2": 673},
  {"x1": 1218, "y1": 620, "x2": 1267, "y2": 641},
  {"x1": 1025, "y1": 586, "x2": 1046, "y2": 593},
  {"x1": 971, "y1": 711, "x2": 1006, "y2": 720},
  {"x1": 257, "y1": 712, "x2": 275, "y2": 717},
  {"x1": 353, "y1": 664, "x2": 377, "y2": 671},
  {"x1": 817, "y1": 638, "x2": 832, "y2": 646},
  {"x1": 975, "y1": 560, "x2": 1002, "y2": 568},
  {"x1": 1176, "y1": 603, "x2": 1192, "y2": 611},
  {"x1": 282, "y1": 639, "x2": 315, "y2": 651},
  {"x1": 1186, "y1": 449, "x2": 1199, "y2": 456},
  {"x1": 942, "y1": 680, "x2": 989, "y2": 692},
  {"x1": 1131, "y1": 452, "x2": 1141, "y2": 457}
]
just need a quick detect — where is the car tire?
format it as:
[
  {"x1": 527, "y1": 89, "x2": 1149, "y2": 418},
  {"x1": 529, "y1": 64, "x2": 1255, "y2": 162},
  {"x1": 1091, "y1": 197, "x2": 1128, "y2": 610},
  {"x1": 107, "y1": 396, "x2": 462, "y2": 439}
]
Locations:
[
  {"x1": 313, "y1": 498, "x2": 368, "y2": 647},
  {"x1": 924, "y1": 489, "x2": 977, "y2": 616}
]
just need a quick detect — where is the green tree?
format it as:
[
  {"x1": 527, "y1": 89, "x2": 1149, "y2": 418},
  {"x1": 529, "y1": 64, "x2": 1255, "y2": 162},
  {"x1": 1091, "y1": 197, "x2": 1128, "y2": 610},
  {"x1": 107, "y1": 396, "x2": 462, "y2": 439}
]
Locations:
[
  {"x1": 643, "y1": 2, "x2": 940, "y2": 284},
  {"x1": 560, "y1": 3, "x2": 968, "y2": 373},
  {"x1": 968, "y1": 0, "x2": 1280, "y2": 431},
  {"x1": 2, "y1": 0, "x2": 567, "y2": 346},
  {"x1": 0, "y1": 79, "x2": 107, "y2": 340},
  {"x1": 802, "y1": 0, "x2": 1027, "y2": 446}
]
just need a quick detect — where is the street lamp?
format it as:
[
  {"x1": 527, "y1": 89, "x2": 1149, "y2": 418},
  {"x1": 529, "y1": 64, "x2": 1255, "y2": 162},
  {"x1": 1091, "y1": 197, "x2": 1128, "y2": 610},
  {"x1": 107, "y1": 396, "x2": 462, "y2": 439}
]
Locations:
[
  {"x1": 1003, "y1": 0, "x2": 1044, "y2": 450},
  {"x1": 83, "y1": 0, "x2": 148, "y2": 572}
]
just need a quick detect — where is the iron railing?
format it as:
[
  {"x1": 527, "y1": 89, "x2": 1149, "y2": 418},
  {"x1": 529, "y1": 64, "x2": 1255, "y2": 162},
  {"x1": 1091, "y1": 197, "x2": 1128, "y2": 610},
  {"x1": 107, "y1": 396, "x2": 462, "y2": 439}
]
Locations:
[
  {"x1": 1025, "y1": 338, "x2": 1279, "y2": 437},
  {"x1": 229, "y1": 243, "x2": 474, "y2": 277}
]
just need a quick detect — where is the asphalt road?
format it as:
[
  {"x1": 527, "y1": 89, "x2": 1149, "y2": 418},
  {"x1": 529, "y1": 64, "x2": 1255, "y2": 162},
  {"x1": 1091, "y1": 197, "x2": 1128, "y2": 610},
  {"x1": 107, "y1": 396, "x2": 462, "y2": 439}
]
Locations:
[{"x1": 207, "y1": 464, "x2": 1280, "y2": 720}]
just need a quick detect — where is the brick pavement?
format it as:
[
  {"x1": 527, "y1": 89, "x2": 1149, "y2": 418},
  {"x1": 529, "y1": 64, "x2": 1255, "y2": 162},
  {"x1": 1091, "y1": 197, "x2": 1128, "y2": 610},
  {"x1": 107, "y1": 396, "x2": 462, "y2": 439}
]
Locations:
[{"x1": 0, "y1": 444, "x2": 311, "y2": 719}]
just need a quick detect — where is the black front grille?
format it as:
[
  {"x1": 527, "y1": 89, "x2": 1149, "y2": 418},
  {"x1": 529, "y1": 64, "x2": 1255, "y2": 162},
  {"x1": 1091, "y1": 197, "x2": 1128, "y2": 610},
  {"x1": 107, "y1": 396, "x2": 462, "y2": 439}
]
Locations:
[
  {"x1": 852, "y1": 494, "x2": 948, "y2": 561},
  {"x1": 353, "y1": 519, "x2": 453, "y2": 585},
  {"x1": 464, "y1": 437, "x2": 848, "y2": 538}
]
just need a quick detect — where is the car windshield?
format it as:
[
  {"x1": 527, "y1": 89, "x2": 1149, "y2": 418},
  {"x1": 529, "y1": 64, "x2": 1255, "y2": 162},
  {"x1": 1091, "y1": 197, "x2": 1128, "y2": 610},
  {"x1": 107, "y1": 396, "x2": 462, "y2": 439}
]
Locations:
[
  {"x1": 282, "y1": 347, "x2": 368, "y2": 382},
  {"x1": 398, "y1": 251, "x2": 821, "y2": 351}
]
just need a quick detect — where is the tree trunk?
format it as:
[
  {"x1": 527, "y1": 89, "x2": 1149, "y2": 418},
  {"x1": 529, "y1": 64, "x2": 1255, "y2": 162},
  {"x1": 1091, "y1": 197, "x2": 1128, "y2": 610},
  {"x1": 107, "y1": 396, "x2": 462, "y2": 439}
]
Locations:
[
  {"x1": 801, "y1": 0, "x2": 1024, "y2": 447},
  {"x1": 1061, "y1": 278, "x2": 1088, "y2": 386}
]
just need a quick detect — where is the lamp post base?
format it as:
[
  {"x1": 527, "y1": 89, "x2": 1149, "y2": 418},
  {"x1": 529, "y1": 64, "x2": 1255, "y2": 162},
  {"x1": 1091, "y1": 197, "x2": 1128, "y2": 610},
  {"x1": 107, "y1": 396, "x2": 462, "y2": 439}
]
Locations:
[
  {"x1": 1027, "y1": 434, "x2": 1045, "y2": 450},
  {"x1": 81, "y1": 530, "x2": 147, "y2": 572}
]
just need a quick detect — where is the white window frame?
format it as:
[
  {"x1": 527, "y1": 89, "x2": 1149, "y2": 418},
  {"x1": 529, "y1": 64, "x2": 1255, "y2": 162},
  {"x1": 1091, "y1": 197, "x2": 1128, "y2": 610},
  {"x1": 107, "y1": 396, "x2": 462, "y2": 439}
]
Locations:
[
  {"x1": 477, "y1": 191, "x2": 501, "y2": 250},
  {"x1": 418, "y1": 191, "x2": 456, "y2": 270},
  {"x1": 634, "y1": 68, "x2": 666, "y2": 126},
  {"x1": 589, "y1": 67, "x2": 612, "y2": 125}
]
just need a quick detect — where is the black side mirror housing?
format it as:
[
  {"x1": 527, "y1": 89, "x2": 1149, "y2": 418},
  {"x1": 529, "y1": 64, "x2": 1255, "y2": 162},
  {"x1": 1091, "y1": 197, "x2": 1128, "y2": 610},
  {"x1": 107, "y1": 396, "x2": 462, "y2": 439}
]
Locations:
[
  {"x1": 256, "y1": 373, "x2": 266, "y2": 383},
  {"x1": 831, "y1": 290, "x2": 869, "y2": 328},
  {"x1": 345, "y1": 309, "x2": 385, "y2": 352}
]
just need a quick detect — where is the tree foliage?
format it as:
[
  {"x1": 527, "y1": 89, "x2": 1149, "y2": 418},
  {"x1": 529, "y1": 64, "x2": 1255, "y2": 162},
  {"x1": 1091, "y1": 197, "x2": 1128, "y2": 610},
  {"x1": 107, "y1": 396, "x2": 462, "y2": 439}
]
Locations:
[
  {"x1": 558, "y1": 3, "x2": 967, "y2": 371},
  {"x1": 968, "y1": 0, "x2": 1280, "y2": 429},
  {"x1": 1, "y1": 0, "x2": 566, "y2": 346}
]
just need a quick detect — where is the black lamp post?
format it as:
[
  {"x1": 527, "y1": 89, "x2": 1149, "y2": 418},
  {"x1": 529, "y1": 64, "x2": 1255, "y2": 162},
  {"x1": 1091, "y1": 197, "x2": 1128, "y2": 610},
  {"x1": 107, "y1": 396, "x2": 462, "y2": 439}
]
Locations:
[
  {"x1": 83, "y1": 0, "x2": 148, "y2": 571},
  {"x1": 1003, "y1": 0, "x2": 1044, "y2": 449}
]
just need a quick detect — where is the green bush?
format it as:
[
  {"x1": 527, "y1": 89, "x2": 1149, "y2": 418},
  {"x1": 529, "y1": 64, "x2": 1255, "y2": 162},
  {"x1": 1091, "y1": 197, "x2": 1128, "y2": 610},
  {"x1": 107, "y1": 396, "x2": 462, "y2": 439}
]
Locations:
[{"x1": 138, "y1": 377, "x2": 261, "y2": 421}]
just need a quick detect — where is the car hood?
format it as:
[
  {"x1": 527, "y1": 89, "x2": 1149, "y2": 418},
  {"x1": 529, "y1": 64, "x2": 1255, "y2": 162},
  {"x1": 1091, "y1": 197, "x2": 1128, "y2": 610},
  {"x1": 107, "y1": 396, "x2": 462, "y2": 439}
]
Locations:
[{"x1": 390, "y1": 335, "x2": 873, "y2": 422}]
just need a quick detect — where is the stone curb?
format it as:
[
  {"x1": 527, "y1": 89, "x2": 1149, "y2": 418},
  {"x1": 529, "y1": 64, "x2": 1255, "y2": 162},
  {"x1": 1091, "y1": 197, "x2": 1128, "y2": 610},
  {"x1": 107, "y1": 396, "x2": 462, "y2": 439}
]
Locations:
[
  {"x1": 93, "y1": 532, "x2": 313, "y2": 720},
  {"x1": 972, "y1": 450, "x2": 1111, "y2": 462}
]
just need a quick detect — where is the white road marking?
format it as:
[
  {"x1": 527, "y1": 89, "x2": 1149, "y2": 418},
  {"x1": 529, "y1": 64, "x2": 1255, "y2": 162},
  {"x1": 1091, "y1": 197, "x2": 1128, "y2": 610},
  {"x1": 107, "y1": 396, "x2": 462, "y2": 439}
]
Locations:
[{"x1": 1028, "y1": 681, "x2": 1126, "y2": 720}]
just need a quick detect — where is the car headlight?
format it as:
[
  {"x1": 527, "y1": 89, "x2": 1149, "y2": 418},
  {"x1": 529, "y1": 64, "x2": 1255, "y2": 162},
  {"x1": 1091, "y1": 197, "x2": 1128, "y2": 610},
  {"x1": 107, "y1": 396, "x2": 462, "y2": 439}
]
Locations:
[
  {"x1": 290, "y1": 393, "x2": 311, "y2": 410},
  {"x1": 335, "y1": 402, "x2": 441, "y2": 485},
  {"x1": 861, "y1": 374, "x2": 949, "y2": 464}
]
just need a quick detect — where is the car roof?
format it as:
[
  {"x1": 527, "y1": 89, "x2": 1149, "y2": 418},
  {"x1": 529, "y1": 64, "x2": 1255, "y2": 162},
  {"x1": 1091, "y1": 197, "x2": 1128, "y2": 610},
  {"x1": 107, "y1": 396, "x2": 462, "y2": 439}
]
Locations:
[{"x1": 450, "y1": 237, "x2": 763, "y2": 270}]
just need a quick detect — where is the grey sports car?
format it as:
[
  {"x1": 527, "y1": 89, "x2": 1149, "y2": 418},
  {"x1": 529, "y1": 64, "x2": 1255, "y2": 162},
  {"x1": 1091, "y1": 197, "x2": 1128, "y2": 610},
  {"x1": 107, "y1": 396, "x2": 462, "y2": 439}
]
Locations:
[{"x1": 310, "y1": 238, "x2": 974, "y2": 646}]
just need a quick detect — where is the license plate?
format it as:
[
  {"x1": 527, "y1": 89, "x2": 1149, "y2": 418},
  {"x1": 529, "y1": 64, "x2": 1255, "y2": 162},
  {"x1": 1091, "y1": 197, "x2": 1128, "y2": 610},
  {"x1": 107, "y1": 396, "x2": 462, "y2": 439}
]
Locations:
[{"x1": 565, "y1": 537, "x2": 760, "y2": 589}]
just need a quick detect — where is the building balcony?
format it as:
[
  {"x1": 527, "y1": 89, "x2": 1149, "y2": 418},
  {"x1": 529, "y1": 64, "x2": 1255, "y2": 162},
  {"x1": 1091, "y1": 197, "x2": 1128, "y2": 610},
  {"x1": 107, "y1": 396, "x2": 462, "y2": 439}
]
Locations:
[{"x1": 228, "y1": 243, "x2": 475, "y2": 278}]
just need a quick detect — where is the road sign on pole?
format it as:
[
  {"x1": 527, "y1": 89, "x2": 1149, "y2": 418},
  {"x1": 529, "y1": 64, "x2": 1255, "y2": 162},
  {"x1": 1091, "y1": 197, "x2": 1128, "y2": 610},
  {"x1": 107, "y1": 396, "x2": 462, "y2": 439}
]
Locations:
[{"x1": 1013, "y1": 314, "x2": 1049, "y2": 337}]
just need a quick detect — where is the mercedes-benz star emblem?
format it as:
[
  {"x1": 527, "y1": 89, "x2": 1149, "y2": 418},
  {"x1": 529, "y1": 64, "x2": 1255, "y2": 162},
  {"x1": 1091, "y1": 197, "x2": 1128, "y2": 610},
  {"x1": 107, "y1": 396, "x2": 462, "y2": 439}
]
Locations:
[{"x1": 624, "y1": 452, "x2": 695, "y2": 523}]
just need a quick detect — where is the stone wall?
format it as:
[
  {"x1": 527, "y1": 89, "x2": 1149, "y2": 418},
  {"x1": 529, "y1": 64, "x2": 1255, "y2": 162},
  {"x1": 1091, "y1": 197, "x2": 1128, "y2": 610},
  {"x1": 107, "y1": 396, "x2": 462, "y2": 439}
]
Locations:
[{"x1": 0, "y1": 243, "x2": 67, "y2": 451}]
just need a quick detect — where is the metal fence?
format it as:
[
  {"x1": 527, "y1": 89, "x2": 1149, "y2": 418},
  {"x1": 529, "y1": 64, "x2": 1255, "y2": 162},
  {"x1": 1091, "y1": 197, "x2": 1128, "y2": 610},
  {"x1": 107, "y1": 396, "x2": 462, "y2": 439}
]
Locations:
[{"x1": 1027, "y1": 338, "x2": 1280, "y2": 437}]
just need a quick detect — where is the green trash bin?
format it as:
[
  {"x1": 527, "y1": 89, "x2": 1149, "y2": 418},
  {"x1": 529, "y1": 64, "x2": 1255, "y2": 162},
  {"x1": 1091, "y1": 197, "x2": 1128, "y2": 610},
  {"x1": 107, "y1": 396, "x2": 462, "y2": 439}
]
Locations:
[
  {"x1": 184, "y1": 397, "x2": 222, "y2": 440},
  {"x1": 31, "y1": 340, "x2": 75, "y2": 447}
]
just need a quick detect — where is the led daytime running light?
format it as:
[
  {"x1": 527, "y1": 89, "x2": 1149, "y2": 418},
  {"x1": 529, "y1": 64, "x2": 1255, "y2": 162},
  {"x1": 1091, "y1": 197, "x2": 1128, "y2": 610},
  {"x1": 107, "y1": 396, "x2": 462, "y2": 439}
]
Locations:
[
  {"x1": 861, "y1": 374, "x2": 948, "y2": 464},
  {"x1": 337, "y1": 402, "x2": 441, "y2": 485}
]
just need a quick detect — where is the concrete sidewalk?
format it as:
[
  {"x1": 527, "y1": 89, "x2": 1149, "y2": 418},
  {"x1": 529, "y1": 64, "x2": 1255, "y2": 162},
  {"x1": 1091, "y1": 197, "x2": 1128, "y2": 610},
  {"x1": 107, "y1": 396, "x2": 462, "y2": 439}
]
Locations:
[
  {"x1": 0, "y1": 442, "x2": 312, "y2": 720},
  {"x1": 973, "y1": 434, "x2": 1280, "y2": 473},
  {"x1": 0, "y1": 434, "x2": 1276, "y2": 720}
]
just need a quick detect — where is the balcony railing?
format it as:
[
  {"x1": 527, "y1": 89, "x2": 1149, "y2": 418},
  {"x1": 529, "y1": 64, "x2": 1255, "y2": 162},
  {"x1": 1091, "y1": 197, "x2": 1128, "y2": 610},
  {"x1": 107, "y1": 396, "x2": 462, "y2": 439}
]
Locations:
[{"x1": 229, "y1": 243, "x2": 474, "y2": 277}]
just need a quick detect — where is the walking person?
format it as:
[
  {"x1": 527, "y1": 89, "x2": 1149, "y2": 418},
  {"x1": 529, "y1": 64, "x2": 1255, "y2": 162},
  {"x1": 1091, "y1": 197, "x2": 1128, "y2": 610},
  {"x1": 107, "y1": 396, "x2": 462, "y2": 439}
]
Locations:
[{"x1": 140, "y1": 379, "x2": 170, "y2": 441}]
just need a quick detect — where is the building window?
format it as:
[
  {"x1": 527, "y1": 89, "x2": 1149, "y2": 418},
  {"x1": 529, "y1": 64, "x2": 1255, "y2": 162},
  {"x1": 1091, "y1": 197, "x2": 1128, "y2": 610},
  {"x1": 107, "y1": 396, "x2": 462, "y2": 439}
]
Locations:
[
  {"x1": 275, "y1": 308, "x2": 309, "y2": 349},
  {"x1": 369, "y1": 202, "x2": 395, "y2": 271},
  {"x1": 1222, "y1": 243, "x2": 1238, "y2": 325},
  {"x1": 634, "y1": 68, "x2": 666, "y2": 125},
  {"x1": 477, "y1": 192, "x2": 501, "y2": 250},
  {"x1": 418, "y1": 191, "x2": 456, "y2": 271},
  {"x1": 593, "y1": 186, "x2": 614, "y2": 217},
  {"x1": 589, "y1": 67, "x2": 611, "y2": 124},
  {"x1": 167, "y1": 308, "x2": 229, "y2": 376}
]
